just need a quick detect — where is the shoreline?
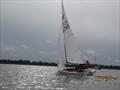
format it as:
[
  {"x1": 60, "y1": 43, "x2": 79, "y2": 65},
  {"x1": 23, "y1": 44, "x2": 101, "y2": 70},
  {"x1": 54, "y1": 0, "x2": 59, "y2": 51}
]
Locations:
[{"x1": 0, "y1": 59, "x2": 120, "y2": 70}]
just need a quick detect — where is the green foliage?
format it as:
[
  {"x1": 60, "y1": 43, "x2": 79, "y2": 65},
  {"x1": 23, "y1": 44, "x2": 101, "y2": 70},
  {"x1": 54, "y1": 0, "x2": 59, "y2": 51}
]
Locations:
[
  {"x1": 0, "y1": 59, "x2": 57, "y2": 66},
  {"x1": 91, "y1": 64, "x2": 120, "y2": 70},
  {"x1": 0, "y1": 59, "x2": 120, "y2": 69}
]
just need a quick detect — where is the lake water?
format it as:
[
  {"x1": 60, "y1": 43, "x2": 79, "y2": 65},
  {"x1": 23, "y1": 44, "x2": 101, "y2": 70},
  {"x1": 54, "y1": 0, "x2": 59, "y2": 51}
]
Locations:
[{"x1": 0, "y1": 64, "x2": 120, "y2": 90}]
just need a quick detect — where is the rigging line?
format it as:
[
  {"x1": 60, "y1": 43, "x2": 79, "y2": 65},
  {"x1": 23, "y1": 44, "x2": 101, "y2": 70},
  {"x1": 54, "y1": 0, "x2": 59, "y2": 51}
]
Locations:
[
  {"x1": 57, "y1": 1, "x2": 64, "y2": 61},
  {"x1": 61, "y1": 0, "x2": 68, "y2": 64},
  {"x1": 57, "y1": 22, "x2": 62, "y2": 61},
  {"x1": 64, "y1": 40, "x2": 68, "y2": 63}
]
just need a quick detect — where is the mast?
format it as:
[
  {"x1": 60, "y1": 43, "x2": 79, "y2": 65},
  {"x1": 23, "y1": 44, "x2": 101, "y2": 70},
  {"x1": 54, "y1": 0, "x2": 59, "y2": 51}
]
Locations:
[
  {"x1": 64, "y1": 42, "x2": 68, "y2": 63},
  {"x1": 61, "y1": 0, "x2": 68, "y2": 63}
]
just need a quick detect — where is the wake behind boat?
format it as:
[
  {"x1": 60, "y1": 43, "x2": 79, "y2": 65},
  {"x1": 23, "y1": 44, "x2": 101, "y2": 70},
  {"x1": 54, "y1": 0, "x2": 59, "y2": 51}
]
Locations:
[{"x1": 57, "y1": 0, "x2": 96, "y2": 75}]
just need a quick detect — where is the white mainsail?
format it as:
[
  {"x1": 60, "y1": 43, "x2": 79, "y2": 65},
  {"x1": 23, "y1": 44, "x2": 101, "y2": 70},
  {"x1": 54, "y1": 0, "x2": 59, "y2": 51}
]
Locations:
[{"x1": 61, "y1": 0, "x2": 85, "y2": 64}]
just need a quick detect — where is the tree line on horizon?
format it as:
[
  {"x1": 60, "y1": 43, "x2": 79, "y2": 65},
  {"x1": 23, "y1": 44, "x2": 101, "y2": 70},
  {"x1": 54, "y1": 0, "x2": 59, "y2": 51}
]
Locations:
[
  {"x1": 0, "y1": 59, "x2": 120, "y2": 69},
  {"x1": 0, "y1": 59, "x2": 57, "y2": 66}
]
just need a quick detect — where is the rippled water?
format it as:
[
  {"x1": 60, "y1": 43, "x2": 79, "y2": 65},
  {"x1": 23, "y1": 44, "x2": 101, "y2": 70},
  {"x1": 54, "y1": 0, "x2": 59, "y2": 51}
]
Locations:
[{"x1": 0, "y1": 64, "x2": 120, "y2": 90}]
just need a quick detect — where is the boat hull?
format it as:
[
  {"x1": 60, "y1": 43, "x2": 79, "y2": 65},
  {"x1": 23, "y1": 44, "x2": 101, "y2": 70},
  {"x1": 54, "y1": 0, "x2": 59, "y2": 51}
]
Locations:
[{"x1": 58, "y1": 68, "x2": 96, "y2": 75}]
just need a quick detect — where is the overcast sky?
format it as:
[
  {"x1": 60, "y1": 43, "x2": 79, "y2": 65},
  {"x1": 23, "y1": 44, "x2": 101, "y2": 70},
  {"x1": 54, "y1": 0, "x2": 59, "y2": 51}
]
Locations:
[{"x1": 0, "y1": 0, "x2": 120, "y2": 65}]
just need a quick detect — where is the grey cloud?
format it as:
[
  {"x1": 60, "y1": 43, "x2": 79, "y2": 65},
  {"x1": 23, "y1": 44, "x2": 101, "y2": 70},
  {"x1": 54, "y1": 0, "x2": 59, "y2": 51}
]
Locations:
[{"x1": 0, "y1": 0, "x2": 119, "y2": 65}]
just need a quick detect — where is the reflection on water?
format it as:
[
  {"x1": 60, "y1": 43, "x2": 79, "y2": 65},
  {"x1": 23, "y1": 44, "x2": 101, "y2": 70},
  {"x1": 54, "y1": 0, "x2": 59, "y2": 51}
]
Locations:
[{"x1": 0, "y1": 64, "x2": 120, "y2": 90}]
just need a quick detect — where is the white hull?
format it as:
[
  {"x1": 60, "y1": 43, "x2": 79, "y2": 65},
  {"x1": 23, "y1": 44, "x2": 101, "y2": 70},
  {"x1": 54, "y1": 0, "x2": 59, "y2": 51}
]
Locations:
[
  {"x1": 58, "y1": 70, "x2": 85, "y2": 75},
  {"x1": 58, "y1": 68, "x2": 96, "y2": 75}
]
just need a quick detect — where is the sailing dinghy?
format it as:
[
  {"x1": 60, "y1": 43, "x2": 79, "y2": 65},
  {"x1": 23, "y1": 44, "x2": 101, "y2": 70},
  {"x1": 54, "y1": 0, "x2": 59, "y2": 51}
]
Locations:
[{"x1": 57, "y1": 0, "x2": 96, "y2": 75}]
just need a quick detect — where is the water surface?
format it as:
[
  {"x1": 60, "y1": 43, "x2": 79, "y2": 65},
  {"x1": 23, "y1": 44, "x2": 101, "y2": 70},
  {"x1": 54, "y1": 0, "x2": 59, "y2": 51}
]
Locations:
[{"x1": 0, "y1": 64, "x2": 120, "y2": 90}]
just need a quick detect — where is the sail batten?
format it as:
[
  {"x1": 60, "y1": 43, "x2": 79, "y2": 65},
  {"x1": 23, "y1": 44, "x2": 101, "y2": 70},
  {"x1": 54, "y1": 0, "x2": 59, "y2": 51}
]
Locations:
[{"x1": 61, "y1": 0, "x2": 85, "y2": 64}]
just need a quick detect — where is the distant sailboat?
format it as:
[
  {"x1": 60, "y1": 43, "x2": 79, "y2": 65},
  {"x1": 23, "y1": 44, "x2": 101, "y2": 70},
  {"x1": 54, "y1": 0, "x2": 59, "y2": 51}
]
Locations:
[{"x1": 57, "y1": 0, "x2": 96, "y2": 75}]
